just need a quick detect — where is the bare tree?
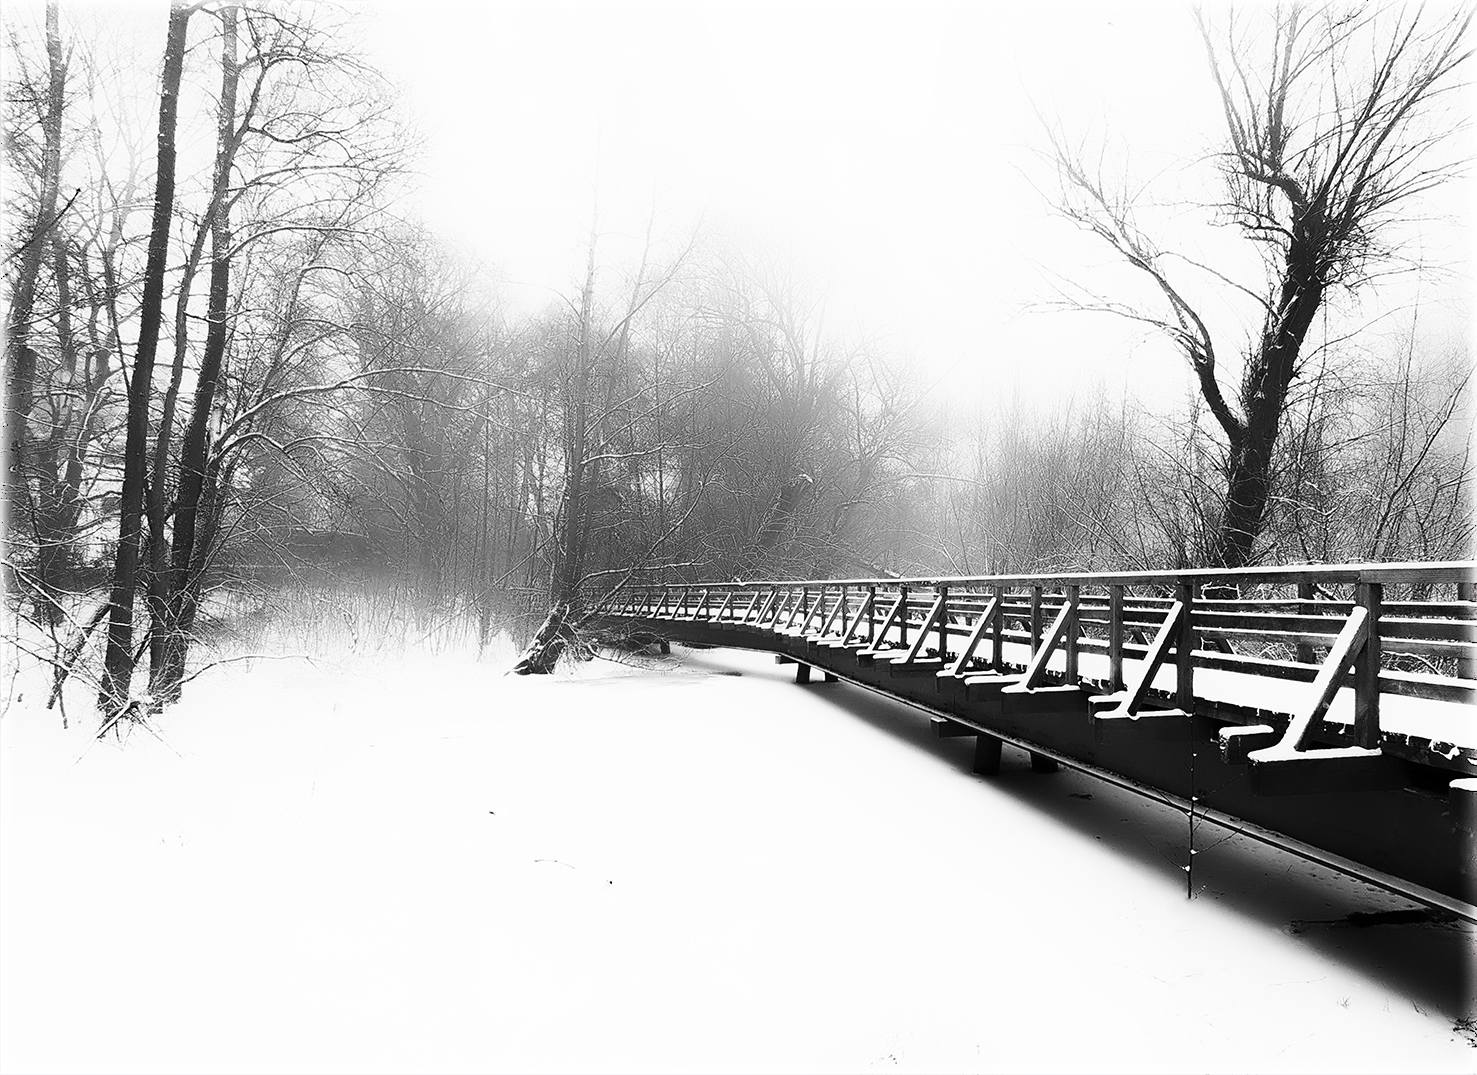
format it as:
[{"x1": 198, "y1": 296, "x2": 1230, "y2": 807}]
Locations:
[
  {"x1": 97, "y1": 1, "x2": 192, "y2": 718},
  {"x1": 1044, "y1": 3, "x2": 1470, "y2": 568}
]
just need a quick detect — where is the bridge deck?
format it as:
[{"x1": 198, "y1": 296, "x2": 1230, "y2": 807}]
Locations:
[{"x1": 595, "y1": 562, "x2": 1476, "y2": 918}]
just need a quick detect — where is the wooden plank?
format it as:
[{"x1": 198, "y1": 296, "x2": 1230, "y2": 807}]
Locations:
[
  {"x1": 1176, "y1": 581, "x2": 1194, "y2": 712},
  {"x1": 1296, "y1": 580, "x2": 1316, "y2": 664},
  {"x1": 990, "y1": 585, "x2": 1004, "y2": 671},
  {"x1": 1247, "y1": 746, "x2": 1404, "y2": 796},
  {"x1": 1379, "y1": 617, "x2": 1477, "y2": 642},
  {"x1": 1092, "y1": 706, "x2": 1188, "y2": 745},
  {"x1": 1065, "y1": 584, "x2": 1080, "y2": 684},
  {"x1": 1354, "y1": 582, "x2": 1382, "y2": 749},
  {"x1": 1109, "y1": 584, "x2": 1125, "y2": 692},
  {"x1": 1219, "y1": 724, "x2": 1280, "y2": 764},
  {"x1": 930, "y1": 716, "x2": 978, "y2": 738},
  {"x1": 1001, "y1": 683, "x2": 1090, "y2": 716},
  {"x1": 1192, "y1": 610, "x2": 1476, "y2": 643},
  {"x1": 731, "y1": 559, "x2": 1474, "y2": 591},
  {"x1": 936, "y1": 585, "x2": 950, "y2": 662}
]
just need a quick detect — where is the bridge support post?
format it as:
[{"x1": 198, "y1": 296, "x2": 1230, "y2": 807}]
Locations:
[
  {"x1": 973, "y1": 734, "x2": 1002, "y2": 776},
  {"x1": 1030, "y1": 751, "x2": 1059, "y2": 774},
  {"x1": 795, "y1": 663, "x2": 811, "y2": 685}
]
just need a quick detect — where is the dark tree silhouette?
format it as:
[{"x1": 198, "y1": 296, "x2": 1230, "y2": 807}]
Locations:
[{"x1": 1046, "y1": 3, "x2": 1470, "y2": 568}]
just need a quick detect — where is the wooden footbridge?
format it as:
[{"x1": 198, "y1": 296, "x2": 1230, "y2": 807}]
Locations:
[{"x1": 592, "y1": 562, "x2": 1477, "y2": 919}]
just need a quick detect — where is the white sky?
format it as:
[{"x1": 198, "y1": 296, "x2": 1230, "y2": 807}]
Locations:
[
  {"x1": 361, "y1": 0, "x2": 1475, "y2": 412},
  {"x1": 8, "y1": 0, "x2": 1472, "y2": 411}
]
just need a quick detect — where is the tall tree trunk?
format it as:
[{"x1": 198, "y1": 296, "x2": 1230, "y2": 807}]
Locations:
[
  {"x1": 556, "y1": 239, "x2": 599, "y2": 606},
  {"x1": 5, "y1": 0, "x2": 66, "y2": 549},
  {"x1": 33, "y1": 235, "x2": 78, "y2": 622},
  {"x1": 151, "y1": 6, "x2": 238, "y2": 706},
  {"x1": 1213, "y1": 239, "x2": 1325, "y2": 570},
  {"x1": 514, "y1": 242, "x2": 597, "y2": 675},
  {"x1": 98, "y1": 3, "x2": 192, "y2": 719}
]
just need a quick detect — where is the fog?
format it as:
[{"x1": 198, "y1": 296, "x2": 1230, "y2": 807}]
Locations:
[{"x1": 365, "y1": 0, "x2": 1474, "y2": 409}]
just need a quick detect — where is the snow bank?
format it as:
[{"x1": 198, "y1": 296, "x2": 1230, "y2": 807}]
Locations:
[{"x1": 2, "y1": 642, "x2": 1472, "y2": 1073}]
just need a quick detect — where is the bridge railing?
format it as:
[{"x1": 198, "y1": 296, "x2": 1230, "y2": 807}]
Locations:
[{"x1": 598, "y1": 561, "x2": 1476, "y2": 762}]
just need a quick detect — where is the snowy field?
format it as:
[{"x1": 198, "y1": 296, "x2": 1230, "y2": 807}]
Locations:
[{"x1": 2, "y1": 626, "x2": 1475, "y2": 1073}]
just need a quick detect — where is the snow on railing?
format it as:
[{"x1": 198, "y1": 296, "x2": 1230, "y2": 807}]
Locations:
[{"x1": 598, "y1": 561, "x2": 1477, "y2": 765}]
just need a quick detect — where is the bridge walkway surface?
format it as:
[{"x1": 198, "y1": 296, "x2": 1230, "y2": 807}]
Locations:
[{"x1": 592, "y1": 561, "x2": 1477, "y2": 919}]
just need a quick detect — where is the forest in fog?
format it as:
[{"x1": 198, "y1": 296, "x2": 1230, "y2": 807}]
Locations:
[{"x1": 3, "y1": 2, "x2": 1472, "y2": 716}]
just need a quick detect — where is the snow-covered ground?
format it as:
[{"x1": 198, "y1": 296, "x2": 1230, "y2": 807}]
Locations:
[{"x1": 2, "y1": 634, "x2": 1474, "y2": 1073}]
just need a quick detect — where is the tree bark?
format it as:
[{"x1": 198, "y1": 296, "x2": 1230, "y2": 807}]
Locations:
[
  {"x1": 1213, "y1": 236, "x2": 1325, "y2": 569},
  {"x1": 5, "y1": 0, "x2": 66, "y2": 541},
  {"x1": 151, "y1": 7, "x2": 238, "y2": 706},
  {"x1": 98, "y1": 3, "x2": 192, "y2": 718},
  {"x1": 148, "y1": 12, "x2": 237, "y2": 708}
]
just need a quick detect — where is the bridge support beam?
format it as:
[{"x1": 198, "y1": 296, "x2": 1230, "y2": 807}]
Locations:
[
  {"x1": 1029, "y1": 751, "x2": 1059, "y2": 774},
  {"x1": 973, "y1": 734, "x2": 1002, "y2": 776}
]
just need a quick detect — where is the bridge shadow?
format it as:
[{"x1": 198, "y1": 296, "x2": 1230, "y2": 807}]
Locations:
[{"x1": 750, "y1": 664, "x2": 1475, "y2": 1021}]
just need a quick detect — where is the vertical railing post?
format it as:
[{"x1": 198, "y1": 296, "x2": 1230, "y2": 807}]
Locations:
[
  {"x1": 1031, "y1": 585, "x2": 1043, "y2": 652},
  {"x1": 867, "y1": 585, "x2": 877, "y2": 644},
  {"x1": 1458, "y1": 580, "x2": 1476, "y2": 680},
  {"x1": 897, "y1": 584, "x2": 910, "y2": 649},
  {"x1": 936, "y1": 585, "x2": 950, "y2": 660},
  {"x1": 838, "y1": 585, "x2": 851, "y2": 639},
  {"x1": 1354, "y1": 580, "x2": 1383, "y2": 749},
  {"x1": 1176, "y1": 579, "x2": 1195, "y2": 712},
  {"x1": 1064, "y1": 584, "x2": 1080, "y2": 684},
  {"x1": 990, "y1": 584, "x2": 1004, "y2": 671},
  {"x1": 1108, "y1": 584, "x2": 1124, "y2": 692},
  {"x1": 1296, "y1": 580, "x2": 1316, "y2": 664}
]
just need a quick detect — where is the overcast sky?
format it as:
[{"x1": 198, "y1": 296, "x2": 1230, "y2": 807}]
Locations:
[
  {"x1": 14, "y1": 0, "x2": 1474, "y2": 413},
  {"x1": 357, "y1": 1, "x2": 1473, "y2": 413}
]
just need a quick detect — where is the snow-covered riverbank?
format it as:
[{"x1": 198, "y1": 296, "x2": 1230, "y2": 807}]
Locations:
[{"x1": 2, "y1": 644, "x2": 1472, "y2": 1073}]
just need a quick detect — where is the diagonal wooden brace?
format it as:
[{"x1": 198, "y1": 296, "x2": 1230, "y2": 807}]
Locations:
[
  {"x1": 899, "y1": 593, "x2": 947, "y2": 663},
  {"x1": 1019, "y1": 590, "x2": 1080, "y2": 689},
  {"x1": 1104, "y1": 599, "x2": 1185, "y2": 717},
  {"x1": 946, "y1": 596, "x2": 1001, "y2": 677}
]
